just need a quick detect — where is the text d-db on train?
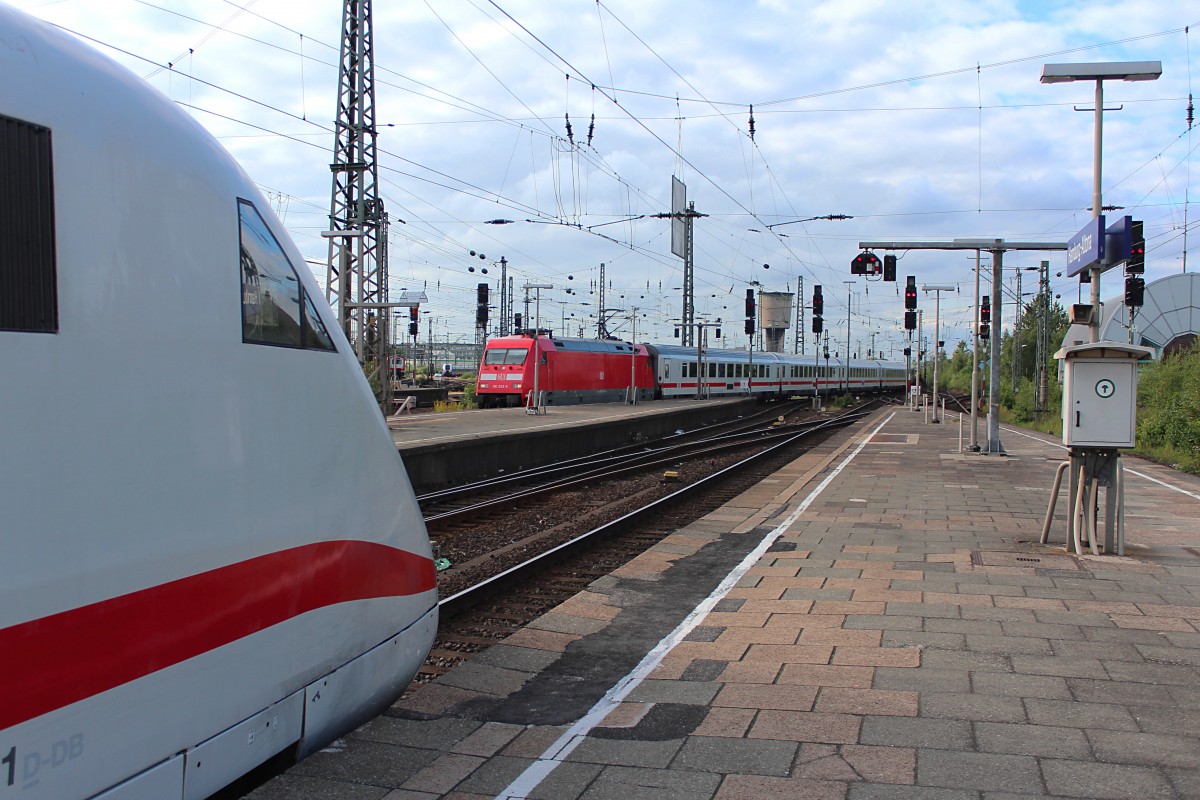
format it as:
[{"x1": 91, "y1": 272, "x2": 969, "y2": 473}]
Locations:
[
  {"x1": 1, "y1": 6, "x2": 437, "y2": 800},
  {"x1": 475, "y1": 333, "x2": 907, "y2": 407}
]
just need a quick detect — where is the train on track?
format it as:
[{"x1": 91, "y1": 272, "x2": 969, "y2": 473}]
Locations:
[
  {"x1": 475, "y1": 333, "x2": 908, "y2": 407},
  {"x1": 1, "y1": 6, "x2": 436, "y2": 799}
]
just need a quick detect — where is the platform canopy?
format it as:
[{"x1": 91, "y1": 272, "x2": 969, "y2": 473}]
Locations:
[{"x1": 1060, "y1": 273, "x2": 1200, "y2": 358}]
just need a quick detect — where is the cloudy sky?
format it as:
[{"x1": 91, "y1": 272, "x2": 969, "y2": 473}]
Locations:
[{"x1": 18, "y1": 0, "x2": 1198, "y2": 357}]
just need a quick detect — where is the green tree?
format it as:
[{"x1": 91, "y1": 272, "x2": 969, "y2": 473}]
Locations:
[{"x1": 1135, "y1": 342, "x2": 1200, "y2": 471}]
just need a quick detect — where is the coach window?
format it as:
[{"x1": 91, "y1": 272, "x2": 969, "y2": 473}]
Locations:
[
  {"x1": 239, "y1": 200, "x2": 334, "y2": 350},
  {"x1": 1, "y1": 114, "x2": 57, "y2": 332}
]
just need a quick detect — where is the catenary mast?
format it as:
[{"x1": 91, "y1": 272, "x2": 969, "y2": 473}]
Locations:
[{"x1": 324, "y1": 0, "x2": 390, "y2": 411}]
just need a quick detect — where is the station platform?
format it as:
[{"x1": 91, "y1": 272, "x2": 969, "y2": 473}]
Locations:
[
  {"x1": 251, "y1": 406, "x2": 1200, "y2": 799},
  {"x1": 389, "y1": 398, "x2": 754, "y2": 493}
]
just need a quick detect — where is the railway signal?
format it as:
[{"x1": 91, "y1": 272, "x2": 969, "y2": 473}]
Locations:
[
  {"x1": 904, "y1": 276, "x2": 917, "y2": 310},
  {"x1": 1127, "y1": 220, "x2": 1145, "y2": 274},
  {"x1": 745, "y1": 288, "x2": 756, "y2": 335},
  {"x1": 851, "y1": 251, "x2": 881, "y2": 275},
  {"x1": 476, "y1": 283, "x2": 489, "y2": 327},
  {"x1": 1124, "y1": 275, "x2": 1145, "y2": 307},
  {"x1": 408, "y1": 305, "x2": 419, "y2": 337},
  {"x1": 904, "y1": 310, "x2": 916, "y2": 331},
  {"x1": 883, "y1": 254, "x2": 897, "y2": 282}
]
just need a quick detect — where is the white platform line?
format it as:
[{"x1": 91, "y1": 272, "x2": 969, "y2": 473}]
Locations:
[
  {"x1": 1002, "y1": 425, "x2": 1200, "y2": 502},
  {"x1": 493, "y1": 411, "x2": 897, "y2": 800}
]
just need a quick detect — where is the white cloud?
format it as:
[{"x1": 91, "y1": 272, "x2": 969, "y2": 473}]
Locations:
[{"x1": 14, "y1": 0, "x2": 1195, "y2": 353}]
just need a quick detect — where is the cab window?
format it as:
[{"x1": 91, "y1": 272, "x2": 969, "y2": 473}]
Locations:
[
  {"x1": 239, "y1": 200, "x2": 333, "y2": 350},
  {"x1": 484, "y1": 348, "x2": 528, "y2": 365}
]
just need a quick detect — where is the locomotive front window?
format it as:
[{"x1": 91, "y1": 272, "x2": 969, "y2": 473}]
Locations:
[
  {"x1": 239, "y1": 200, "x2": 334, "y2": 351},
  {"x1": 484, "y1": 348, "x2": 528, "y2": 365}
]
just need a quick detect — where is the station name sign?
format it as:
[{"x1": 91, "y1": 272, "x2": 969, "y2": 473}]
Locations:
[{"x1": 1065, "y1": 215, "x2": 1105, "y2": 278}]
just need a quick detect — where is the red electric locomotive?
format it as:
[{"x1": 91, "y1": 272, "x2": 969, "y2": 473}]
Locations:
[{"x1": 475, "y1": 333, "x2": 655, "y2": 407}]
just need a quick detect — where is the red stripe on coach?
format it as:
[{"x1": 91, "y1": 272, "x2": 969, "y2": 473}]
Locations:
[{"x1": 0, "y1": 540, "x2": 436, "y2": 730}]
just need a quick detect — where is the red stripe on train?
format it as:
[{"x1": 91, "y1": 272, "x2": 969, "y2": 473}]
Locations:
[{"x1": 0, "y1": 540, "x2": 436, "y2": 730}]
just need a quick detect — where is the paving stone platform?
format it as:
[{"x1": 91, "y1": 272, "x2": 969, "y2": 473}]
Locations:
[{"x1": 249, "y1": 406, "x2": 1200, "y2": 800}]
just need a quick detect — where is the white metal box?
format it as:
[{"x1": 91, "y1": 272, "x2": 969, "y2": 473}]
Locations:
[
  {"x1": 1055, "y1": 342, "x2": 1152, "y2": 449},
  {"x1": 1062, "y1": 358, "x2": 1137, "y2": 447}
]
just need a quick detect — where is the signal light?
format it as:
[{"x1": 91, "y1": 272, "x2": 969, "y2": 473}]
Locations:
[
  {"x1": 980, "y1": 295, "x2": 990, "y2": 326},
  {"x1": 745, "y1": 318, "x2": 754, "y2": 335},
  {"x1": 904, "y1": 276, "x2": 917, "y2": 310},
  {"x1": 514, "y1": 312, "x2": 522, "y2": 330},
  {"x1": 851, "y1": 251, "x2": 881, "y2": 275},
  {"x1": 715, "y1": 328, "x2": 721, "y2": 339},
  {"x1": 812, "y1": 285, "x2": 823, "y2": 316},
  {"x1": 476, "y1": 282, "x2": 489, "y2": 326},
  {"x1": 745, "y1": 288, "x2": 756, "y2": 319},
  {"x1": 812, "y1": 314, "x2": 823, "y2": 334},
  {"x1": 855, "y1": 252, "x2": 879, "y2": 274},
  {"x1": 903, "y1": 310, "x2": 916, "y2": 330},
  {"x1": 883, "y1": 255, "x2": 897, "y2": 282},
  {"x1": 903, "y1": 347, "x2": 911, "y2": 357},
  {"x1": 1124, "y1": 276, "x2": 1145, "y2": 307},
  {"x1": 979, "y1": 323, "x2": 989, "y2": 340},
  {"x1": 408, "y1": 322, "x2": 418, "y2": 337},
  {"x1": 408, "y1": 306, "x2": 419, "y2": 322},
  {"x1": 1127, "y1": 220, "x2": 1145, "y2": 274}
]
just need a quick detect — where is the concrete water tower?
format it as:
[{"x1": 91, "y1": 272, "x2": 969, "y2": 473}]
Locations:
[{"x1": 758, "y1": 292, "x2": 794, "y2": 352}]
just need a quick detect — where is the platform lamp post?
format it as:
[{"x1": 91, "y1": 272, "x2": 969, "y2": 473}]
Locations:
[
  {"x1": 523, "y1": 283, "x2": 552, "y2": 415},
  {"x1": 1040, "y1": 61, "x2": 1161, "y2": 343},
  {"x1": 843, "y1": 280, "x2": 854, "y2": 394},
  {"x1": 922, "y1": 283, "x2": 956, "y2": 423}
]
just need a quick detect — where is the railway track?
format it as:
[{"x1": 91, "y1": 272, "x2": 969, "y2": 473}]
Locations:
[
  {"x1": 415, "y1": 398, "x2": 814, "y2": 518},
  {"x1": 410, "y1": 401, "x2": 879, "y2": 685}
]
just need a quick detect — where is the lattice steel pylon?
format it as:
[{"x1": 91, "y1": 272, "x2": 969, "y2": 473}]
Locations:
[{"x1": 324, "y1": 0, "x2": 390, "y2": 411}]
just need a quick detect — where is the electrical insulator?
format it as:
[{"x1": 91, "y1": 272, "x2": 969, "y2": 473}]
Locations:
[
  {"x1": 1127, "y1": 220, "x2": 1145, "y2": 274},
  {"x1": 904, "y1": 276, "x2": 917, "y2": 310},
  {"x1": 980, "y1": 295, "x2": 991, "y2": 326},
  {"x1": 812, "y1": 285, "x2": 823, "y2": 317}
]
